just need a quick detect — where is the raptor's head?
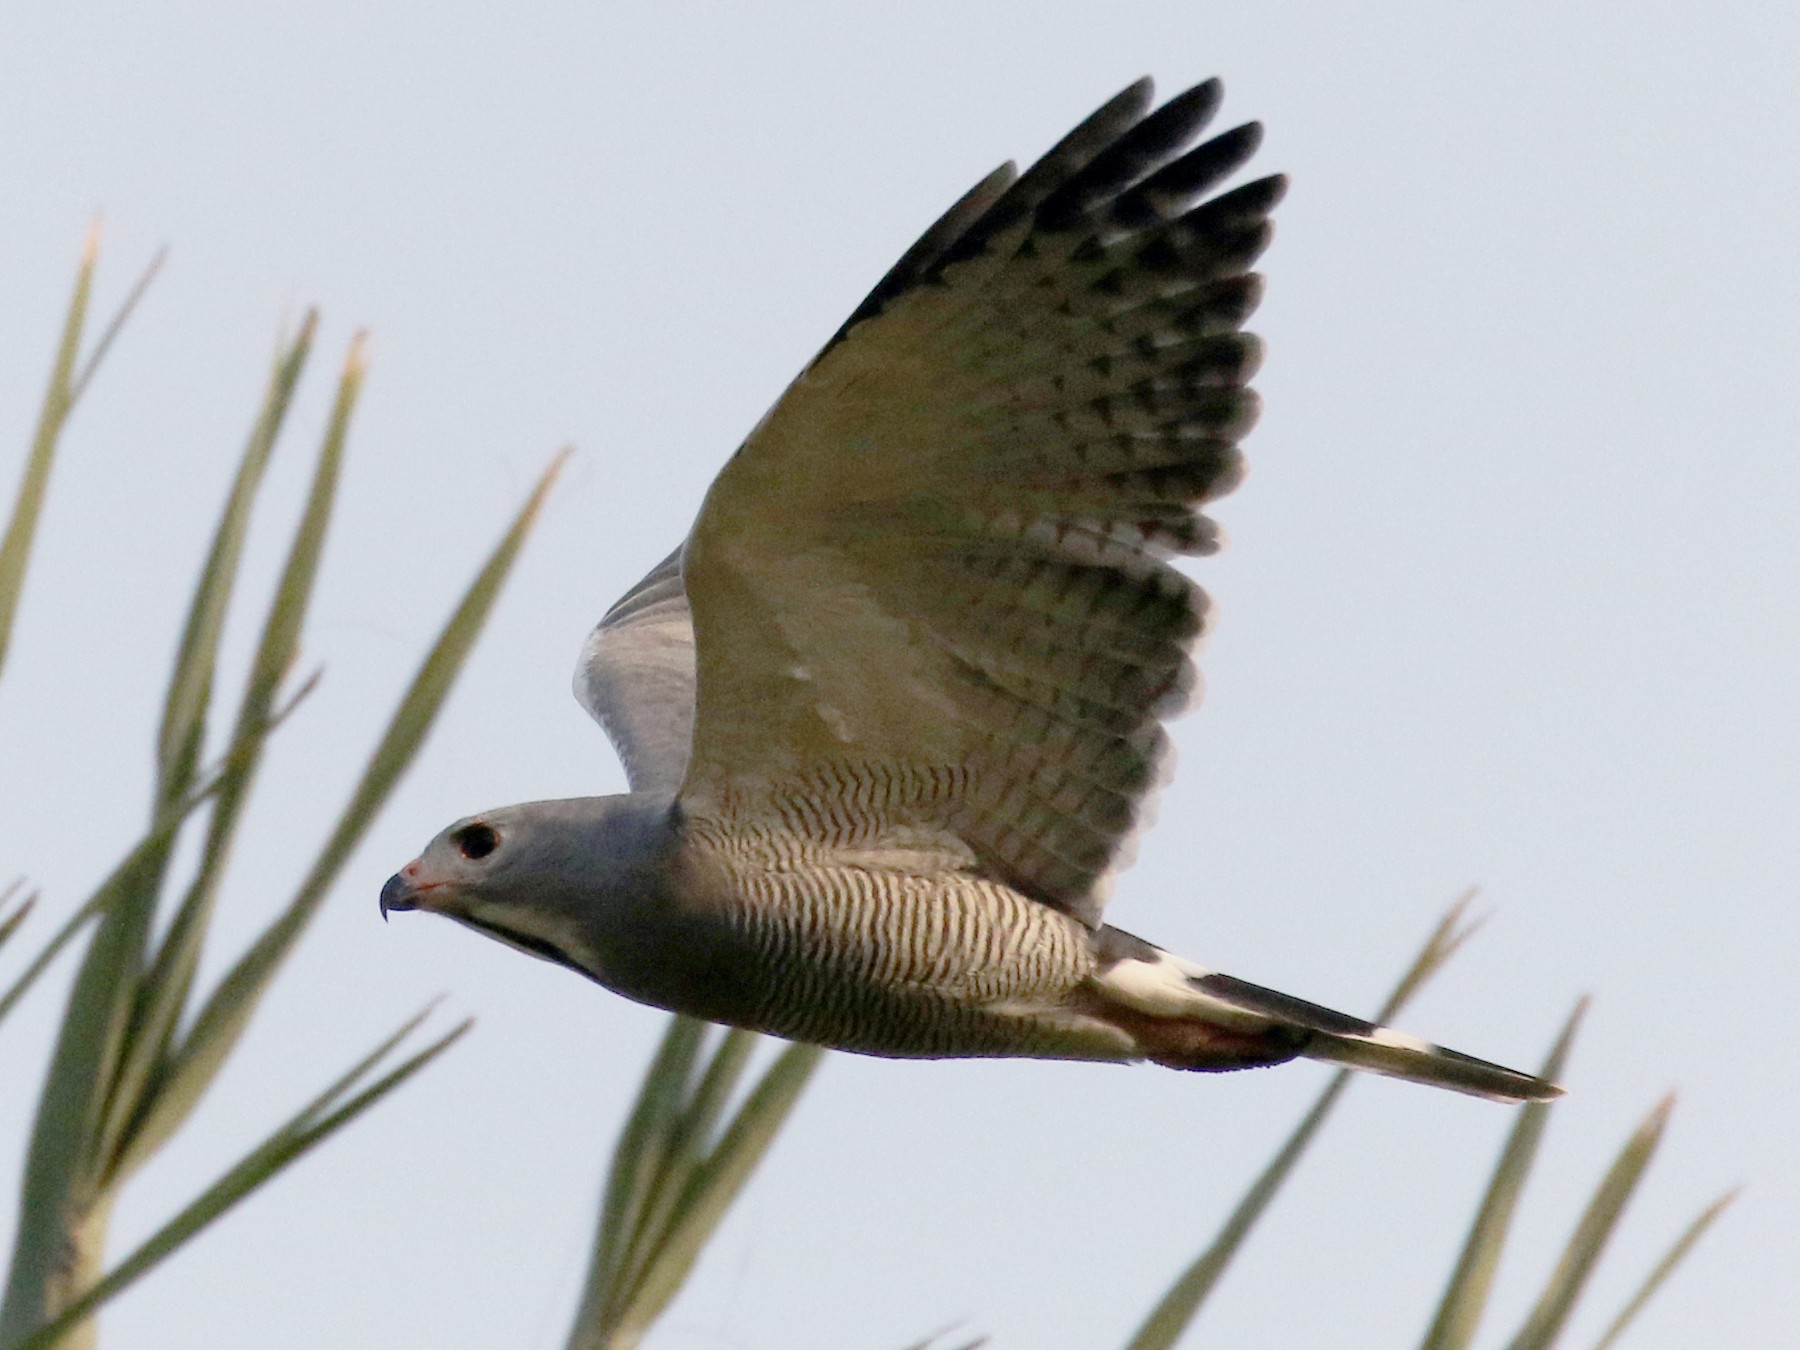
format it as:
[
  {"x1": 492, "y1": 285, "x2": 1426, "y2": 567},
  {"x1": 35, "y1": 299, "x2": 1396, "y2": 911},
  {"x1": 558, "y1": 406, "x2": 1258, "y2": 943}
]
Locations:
[{"x1": 380, "y1": 795, "x2": 665, "y2": 974}]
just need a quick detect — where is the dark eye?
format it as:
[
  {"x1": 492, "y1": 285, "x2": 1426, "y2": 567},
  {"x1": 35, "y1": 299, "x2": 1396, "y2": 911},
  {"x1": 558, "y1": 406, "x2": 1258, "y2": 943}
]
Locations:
[{"x1": 454, "y1": 823, "x2": 499, "y2": 860}]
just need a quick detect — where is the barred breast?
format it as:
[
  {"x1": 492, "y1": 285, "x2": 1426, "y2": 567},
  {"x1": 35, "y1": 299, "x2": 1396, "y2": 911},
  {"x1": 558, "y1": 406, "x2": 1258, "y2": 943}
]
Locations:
[{"x1": 678, "y1": 809, "x2": 1120, "y2": 1061}]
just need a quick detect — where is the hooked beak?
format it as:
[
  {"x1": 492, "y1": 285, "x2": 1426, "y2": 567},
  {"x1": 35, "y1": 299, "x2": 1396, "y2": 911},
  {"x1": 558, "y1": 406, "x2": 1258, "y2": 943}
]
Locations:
[{"x1": 379, "y1": 866, "x2": 432, "y2": 921}]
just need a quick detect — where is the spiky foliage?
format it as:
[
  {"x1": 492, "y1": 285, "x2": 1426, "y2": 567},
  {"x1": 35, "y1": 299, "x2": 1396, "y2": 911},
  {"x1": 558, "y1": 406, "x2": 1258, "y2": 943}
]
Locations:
[
  {"x1": 1121, "y1": 899, "x2": 1733, "y2": 1350},
  {"x1": 565, "y1": 1020, "x2": 824, "y2": 1350},
  {"x1": 0, "y1": 237, "x2": 561, "y2": 1350}
]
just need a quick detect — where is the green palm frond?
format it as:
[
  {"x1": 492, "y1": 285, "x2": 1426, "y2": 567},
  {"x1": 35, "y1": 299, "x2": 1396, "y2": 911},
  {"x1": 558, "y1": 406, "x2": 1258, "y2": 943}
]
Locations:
[
  {"x1": 1500, "y1": 1095, "x2": 1675, "y2": 1350},
  {"x1": 0, "y1": 232, "x2": 160, "y2": 685},
  {"x1": 1589, "y1": 1188, "x2": 1737, "y2": 1350},
  {"x1": 0, "y1": 240, "x2": 562, "y2": 1350},
  {"x1": 7, "y1": 1010, "x2": 470, "y2": 1350},
  {"x1": 1420, "y1": 1001, "x2": 1589, "y2": 1350},
  {"x1": 565, "y1": 1018, "x2": 825, "y2": 1350},
  {"x1": 1122, "y1": 895, "x2": 1484, "y2": 1350},
  {"x1": 0, "y1": 884, "x2": 33, "y2": 959},
  {"x1": 1123, "y1": 900, "x2": 1728, "y2": 1350}
]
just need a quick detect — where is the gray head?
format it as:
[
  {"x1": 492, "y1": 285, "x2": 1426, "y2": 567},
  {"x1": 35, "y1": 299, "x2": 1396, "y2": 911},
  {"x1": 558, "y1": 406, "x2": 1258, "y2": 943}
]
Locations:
[{"x1": 380, "y1": 794, "x2": 674, "y2": 978}]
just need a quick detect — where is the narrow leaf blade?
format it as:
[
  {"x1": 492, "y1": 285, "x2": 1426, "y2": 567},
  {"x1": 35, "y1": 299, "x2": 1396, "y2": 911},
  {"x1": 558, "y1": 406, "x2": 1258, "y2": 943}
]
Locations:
[
  {"x1": 132, "y1": 452, "x2": 567, "y2": 1163},
  {"x1": 6, "y1": 1016, "x2": 468, "y2": 1350},
  {"x1": 153, "y1": 313, "x2": 316, "y2": 808},
  {"x1": 568, "y1": 1015, "x2": 708, "y2": 1349},
  {"x1": 109, "y1": 336, "x2": 365, "y2": 1180},
  {"x1": 0, "y1": 230, "x2": 96, "y2": 684},
  {"x1": 605, "y1": 1039, "x2": 825, "y2": 1342},
  {"x1": 66, "y1": 246, "x2": 166, "y2": 405},
  {"x1": 1503, "y1": 1095, "x2": 1677, "y2": 1350},
  {"x1": 1418, "y1": 999, "x2": 1589, "y2": 1350},
  {"x1": 609, "y1": 1026, "x2": 759, "y2": 1314},
  {"x1": 0, "y1": 884, "x2": 35, "y2": 959},
  {"x1": 1122, "y1": 896, "x2": 1483, "y2": 1350},
  {"x1": 1589, "y1": 1188, "x2": 1738, "y2": 1350}
]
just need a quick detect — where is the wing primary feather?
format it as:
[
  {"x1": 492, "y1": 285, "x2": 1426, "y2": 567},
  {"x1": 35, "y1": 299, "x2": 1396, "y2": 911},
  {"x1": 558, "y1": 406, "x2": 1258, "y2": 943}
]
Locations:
[
  {"x1": 1035, "y1": 80, "x2": 1223, "y2": 232},
  {"x1": 934, "y1": 78, "x2": 1158, "y2": 271},
  {"x1": 822, "y1": 160, "x2": 1018, "y2": 356},
  {"x1": 1107, "y1": 122, "x2": 1265, "y2": 231}
]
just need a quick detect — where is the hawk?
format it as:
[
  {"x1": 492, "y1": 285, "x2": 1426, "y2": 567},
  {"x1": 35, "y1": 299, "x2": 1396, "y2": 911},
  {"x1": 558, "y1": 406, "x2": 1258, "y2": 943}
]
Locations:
[{"x1": 382, "y1": 77, "x2": 1555, "y2": 1102}]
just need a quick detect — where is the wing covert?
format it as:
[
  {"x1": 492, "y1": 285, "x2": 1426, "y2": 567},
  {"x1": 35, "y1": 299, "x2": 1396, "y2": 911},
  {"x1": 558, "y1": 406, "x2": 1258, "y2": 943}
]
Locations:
[{"x1": 574, "y1": 547, "x2": 696, "y2": 794}]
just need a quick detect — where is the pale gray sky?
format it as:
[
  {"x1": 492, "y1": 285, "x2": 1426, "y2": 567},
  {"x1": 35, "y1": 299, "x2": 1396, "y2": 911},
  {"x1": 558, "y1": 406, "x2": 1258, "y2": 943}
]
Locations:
[{"x1": 2, "y1": 4, "x2": 1795, "y2": 1347}]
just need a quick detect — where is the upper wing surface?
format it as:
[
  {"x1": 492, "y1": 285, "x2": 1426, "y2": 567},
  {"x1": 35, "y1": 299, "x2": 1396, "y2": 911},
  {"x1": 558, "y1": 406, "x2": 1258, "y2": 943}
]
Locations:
[{"x1": 679, "y1": 79, "x2": 1281, "y2": 924}]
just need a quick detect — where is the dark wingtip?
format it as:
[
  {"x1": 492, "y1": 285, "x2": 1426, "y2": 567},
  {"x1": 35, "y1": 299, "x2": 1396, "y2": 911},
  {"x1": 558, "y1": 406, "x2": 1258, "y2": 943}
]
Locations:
[{"x1": 1117, "y1": 74, "x2": 1157, "y2": 106}]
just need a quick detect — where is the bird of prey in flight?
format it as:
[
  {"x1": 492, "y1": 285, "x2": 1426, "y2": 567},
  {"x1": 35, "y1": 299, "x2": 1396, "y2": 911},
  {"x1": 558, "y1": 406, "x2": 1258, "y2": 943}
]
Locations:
[{"x1": 383, "y1": 77, "x2": 1557, "y2": 1102}]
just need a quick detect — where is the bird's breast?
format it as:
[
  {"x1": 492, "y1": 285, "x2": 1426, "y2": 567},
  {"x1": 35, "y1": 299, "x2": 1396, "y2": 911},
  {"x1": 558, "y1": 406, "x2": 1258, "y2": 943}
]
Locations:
[{"x1": 669, "y1": 830, "x2": 1098, "y2": 1058}]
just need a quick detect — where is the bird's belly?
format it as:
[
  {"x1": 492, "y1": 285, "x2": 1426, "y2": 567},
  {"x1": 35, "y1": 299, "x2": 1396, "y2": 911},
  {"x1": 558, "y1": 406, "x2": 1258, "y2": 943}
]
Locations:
[{"x1": 707, "y1": 861, "x2": 1122, "y2": 1061}]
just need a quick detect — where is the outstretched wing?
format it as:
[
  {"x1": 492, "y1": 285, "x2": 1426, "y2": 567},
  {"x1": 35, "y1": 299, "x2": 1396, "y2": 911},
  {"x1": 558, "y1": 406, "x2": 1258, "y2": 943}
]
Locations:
[
  {"x1": 679, "y1": 78, "x2": 1281, "y2": 925},
  {"x1": 569, "y1": 155, "x2": 1022, "y2": 795},
  {"x1": 573, "y1": 547, "x2": 696, "y2": 794}
]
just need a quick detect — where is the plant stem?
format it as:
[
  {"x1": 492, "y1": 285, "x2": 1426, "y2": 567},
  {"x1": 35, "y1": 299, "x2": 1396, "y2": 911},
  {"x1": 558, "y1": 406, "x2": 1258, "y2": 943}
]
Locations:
[{"x1": 0, "y1": 1194, "x2": 112, "y2": 1350}]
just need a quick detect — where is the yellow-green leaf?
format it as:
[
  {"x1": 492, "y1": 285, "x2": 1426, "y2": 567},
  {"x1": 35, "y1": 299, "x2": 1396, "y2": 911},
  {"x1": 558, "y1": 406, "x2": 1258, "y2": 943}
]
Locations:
[
  {"x1": 1122, "y1": 894, "x2": 1483, "y2": 1350},
  {"x1": 123, "y1": 452, "x2": 566, "y2": 1172},
  {"x1": 7, "y1": 1011, "x2": 468, "y2": 1350},
  {"x1": 604, "y1": 1039, "x2": 825, "y2": 1344},
  {"x1": 0, "y1": 230, "x2": 97, "y2": 685},
  {"x1": 103, "y1": 336, "x2": 364, "y2": 1183},
  {"x1": 1418, "y1": 1000, "x2": 1588, "y2": 1350},
  {"x1": 1589, "y1": 1187, "x2": 1738, "y2": 1350},
  {"x1": 1502, "y1": 1095, "x2": 1677, "y2": 1350}
]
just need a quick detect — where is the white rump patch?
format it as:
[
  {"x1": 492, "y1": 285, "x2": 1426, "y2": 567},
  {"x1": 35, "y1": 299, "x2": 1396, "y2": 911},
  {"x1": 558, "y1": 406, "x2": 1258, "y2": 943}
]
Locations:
[{"x1": 1095, "y1": 951, "x2": 1271, "y2": 1032}]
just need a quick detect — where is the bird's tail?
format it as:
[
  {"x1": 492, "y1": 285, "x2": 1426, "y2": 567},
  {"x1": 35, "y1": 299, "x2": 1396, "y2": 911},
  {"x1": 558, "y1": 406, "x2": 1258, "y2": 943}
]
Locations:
[{"x1": 1088, "y1": 935, "x2": 1559, "y2": 1103}]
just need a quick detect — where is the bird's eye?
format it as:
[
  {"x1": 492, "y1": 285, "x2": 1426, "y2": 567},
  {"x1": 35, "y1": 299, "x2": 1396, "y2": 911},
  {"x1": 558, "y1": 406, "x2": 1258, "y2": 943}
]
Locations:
[{"x1": 454, "y1": 823, "x2": 500, "y2": 860}]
